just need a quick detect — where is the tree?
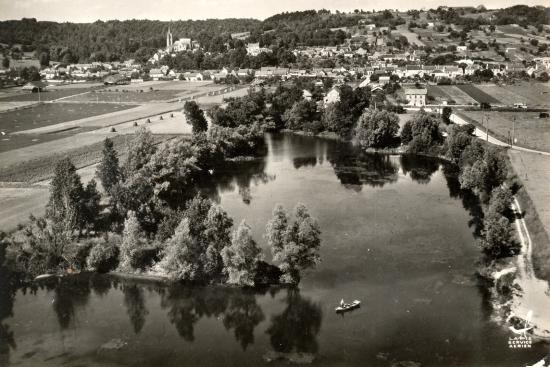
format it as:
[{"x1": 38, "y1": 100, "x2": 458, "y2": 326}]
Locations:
[
  {"x1": 221, "y1": 220, "x2": 262, "y2": 286},
  {"x1": 124, "y1": 127, "x2": 156, "y2": 175},
  {"x1": 442, "y1": 106, "x2": 452, "y2": 124},
  {"x1": 160, "y1": 217, "x2": 201, "y2": 281},
  {"x1": 404, "y1": 110, "x2": 441, "y2": 153},
  {"x1": 119, "y1": 211, "x2": 144, "y2": 271},
  {"x1": 400, "y1": 121, "x2": 413, "y2": 144},
  {"x1": 283, "y1": 100, "x2": 318, "y2": 131},
  {"x1": 97, "y1": 137, "x2": 121, "y2": 194},
  {"x1": 203, "y1": 204, "x2": 234, "y2": 277},
  {"x1": 354, "y1": 109, "x2": 399, "y2": 148},
  {"x1": 184, "y1": 101, "x2": 208, "y2": 134},
  {"x1": 80, "y1": 179, "x2": 101, "y2": 231},
  {"x1": 265, "y1": 204, "x2": 289, "y2": 257},
  {"x1": 46, "y1": 158, "x2": 84, "y2": 232},
  {"x1": 480, "y1": 210, "x2": 518, "y2": 259},
  {"x1": 445, "y1": 124, "x2": 472, "y2": 162},
  {"x1": 2, "y1": 56, "x2": 9, "y2": 69},
  {"x1": 269, "y1": 203, "x2": 321, "y2": 285},
  {"x1": 39, "y1": 52, "x2": 50, "y2": 67},
  {"x1": 221, "y1": 219, "x2": 261, "y2": 286},
  {"x1": 489, "y1": 186, "x2": 513, "y2": 217}
]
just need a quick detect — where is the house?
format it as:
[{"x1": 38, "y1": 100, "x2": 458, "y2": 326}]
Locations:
[
  {"x1": 231, "y1": 31, "x2": 251, "y2": 40},
  {"x1": 246, "y1": 43, "x2": 271, "y2": 56},
  {"x1": 149, "y1": 68, "x2": 166, "y2": 80},
  {"x1": 323, "y1": 87, "x2": 340, "y2": 106},
  {"x1": 303, "y1": 89, "x2": 313, "y2": 101},
  {"x1": 379, "y1": 76, "x2": 391, "y2": 85},
  {"x1": 404, "y1": 88, "x2": 427, "y2": 107},
  {"x1": 185, "y1": 72, "x2": 204, "y2": 82}
]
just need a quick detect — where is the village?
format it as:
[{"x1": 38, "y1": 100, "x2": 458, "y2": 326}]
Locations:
[{"x1": 1, "y1": 4, "x2": 550, "y2": 367}]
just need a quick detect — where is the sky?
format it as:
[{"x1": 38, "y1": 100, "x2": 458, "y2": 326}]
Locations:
[{"x1": 0, "y1": 0, "x2": 547, "y2": 23}]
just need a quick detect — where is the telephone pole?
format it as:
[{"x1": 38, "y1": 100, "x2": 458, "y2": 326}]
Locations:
[
  {"x1": 512, "y1": 116, "x2": 516, "y2": 148},
  {"x1": 485, "y1": 114, "x2": 489, "y2": 142}
]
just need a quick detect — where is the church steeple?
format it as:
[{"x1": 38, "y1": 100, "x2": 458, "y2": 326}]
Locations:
[{"x1": 166, "y1": 26, "x2": 173, "y2": 51}]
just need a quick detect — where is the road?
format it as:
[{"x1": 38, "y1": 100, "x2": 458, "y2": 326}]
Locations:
[{"x1": 450, "y1": 113, "x2": 550, "y2": 156}]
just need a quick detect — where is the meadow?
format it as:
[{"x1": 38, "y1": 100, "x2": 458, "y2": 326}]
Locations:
[
  {"x1": 0, "y1": 102, "x2": 136, "y2": 133},
  {"x1": 0, "y1": 87, "x2": 100, "y2": 102},
  {"x1": 477, "y1": 83, "x2": 550, "y2": 108},
  {"x1": 460, "y1": 110, "x2": 550, "y2": 152}
]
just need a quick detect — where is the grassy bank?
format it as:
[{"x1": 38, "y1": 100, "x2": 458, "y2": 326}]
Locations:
[
  {"x1": 515, "y1": 184, "x2": 550, "y2": 282},
  {"x1": 0, "y1": 134, "x2": 178, "y2": 183}
]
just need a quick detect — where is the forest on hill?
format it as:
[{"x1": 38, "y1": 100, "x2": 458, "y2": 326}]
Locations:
[{"x1": 0, "y1": 6, "x2": 548, "y2": 64}]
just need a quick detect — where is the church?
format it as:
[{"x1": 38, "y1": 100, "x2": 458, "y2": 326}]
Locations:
[{"x1": 166, "y1": 27, "x2": 197, "y2": 52}]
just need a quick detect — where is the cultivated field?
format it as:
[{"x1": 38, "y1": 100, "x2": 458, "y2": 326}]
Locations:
[
  {"x1": 0, "y1": 102, "x2": 136, "y2": 134},
  {"x1": 0, "y1": 87, "x2": 101, "y2": 102},
  {"x1": 65, "y1": 89, "x2": 184, "y2": 103},
  {"x1": 460, "y1": 111, "x2": 550, "y2": 152},
  {"x1": 477, "y1": 83, "x2": 550, "y2": 108},
  {"x1": 432, "y1": 85, "x2": 477, "y2": 105},
  {"x1": 456, "y1": 85, "x2": 501, "y2": 104}
]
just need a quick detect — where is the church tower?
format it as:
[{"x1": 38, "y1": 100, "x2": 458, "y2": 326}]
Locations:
[{"x1": 166, "y1": 27, "x2": 173, "y2": 51}]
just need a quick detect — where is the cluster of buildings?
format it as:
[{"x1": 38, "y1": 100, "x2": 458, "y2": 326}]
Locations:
[
  {"x1": 38, "y1": 60, "x2": 142, "y2": 82},
  {"x1": 148, "y1": 28, "x2": 201, "y2": 64}
]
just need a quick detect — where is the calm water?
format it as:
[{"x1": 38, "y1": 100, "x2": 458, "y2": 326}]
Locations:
[{"x1": 1, "y1": 133, "x2": 547, "y2": 367}]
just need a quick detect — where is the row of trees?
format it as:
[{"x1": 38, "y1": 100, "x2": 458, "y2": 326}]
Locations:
[{"x1": 444, "y1": 123, "x2": 519, "y2": 261}]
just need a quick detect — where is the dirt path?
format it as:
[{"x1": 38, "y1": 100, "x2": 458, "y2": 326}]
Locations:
[{"x1": 509, "y1": 197, "x2": 550, "y2": 338}]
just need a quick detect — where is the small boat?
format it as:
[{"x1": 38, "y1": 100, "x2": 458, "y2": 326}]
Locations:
[{"x1": 335, "y1": 299, "x2": 361, "y2": 313}]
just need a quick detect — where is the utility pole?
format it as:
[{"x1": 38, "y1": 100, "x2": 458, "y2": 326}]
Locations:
[
  {"x1": 485, "y1": 114, "x2": 489, "y2": 142},
  {"x1": 512, "y1": 116, "x2": 516, "y2": 148}
]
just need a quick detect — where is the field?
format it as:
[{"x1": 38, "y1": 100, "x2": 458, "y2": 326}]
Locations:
[
  {"x1": 0, "y1": 130, "x2": 92, "y2": 153},
  {"x1": 0, "y1": 88, "x2": 98, "y2": 102},
  {"x1": 430, "y1": 85, "x2": 477, "y2": 105},
  {"x1": 476, "y1": 83, "x2": 550, "y2": 108},
  {"x1": 460, "y1": 111, "x2": 550, "y2": 152},
  {"x1": 0, "y1": 102, "x2": 137, "y2": 133},
  {"x1": 456, "y1": 85, "x2": 501, "y2": 104},
  {"x1": 509, "y1": 150, "x2": 550, "y2": 280},
  {"x1": 65, "y1": 89, "x2": 184, "y2": 103}
]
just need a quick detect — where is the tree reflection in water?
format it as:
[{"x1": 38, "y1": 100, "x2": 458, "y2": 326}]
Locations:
[
  {"x1": 160, "y1": 286, "x2": 267, "y2": 349},
  {"x1": 122, "y1": 284, "x2": 149, "y2": 334},
  {"x1": 51, "y1": 276, "x2": 92, "y2": 330},
  {"x1": 293, "y1": 156, "x2": 317, "y2": 170},
  {"x1": 442, "y1": 164, "x2": 484, "y2": 238},
  {"x1": 400, "y1": 155, "x2": 440, "y2": 184},
  {"x1": 0, "y1": 241, "x2": 17, "y2": 366},
  {"x1": 329, "y1": 150, "x2": 399, "y2": 190},
  {"x1": 201, "y1": 159, "x2": 275, "y2": 205},
  {"x1": 222, "y1": 288, "x2": 265, "y2": 350},
  {"x1": 266, "y1": 288, "x2": 322, "y2": 355}
]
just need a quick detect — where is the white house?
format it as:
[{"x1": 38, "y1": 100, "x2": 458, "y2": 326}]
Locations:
[
  {"x1": 404, "y1": 88, "x2": 427, "y2": 107},
  {"x1": 323, "y1": 87, "x2": 340, "y2": 106}
]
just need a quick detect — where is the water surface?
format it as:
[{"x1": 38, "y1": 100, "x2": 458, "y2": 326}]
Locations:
[{"x1": 1, "y1": 133, "x2": 546, "y2": 366}]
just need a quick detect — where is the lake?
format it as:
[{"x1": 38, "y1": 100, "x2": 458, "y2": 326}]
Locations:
[{"x1": 0, "y1": 133, "x2": 546, "y2": 367}]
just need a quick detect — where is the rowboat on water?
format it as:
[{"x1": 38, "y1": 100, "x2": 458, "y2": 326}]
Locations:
[{"x1": 335, "y1": 299, "x2": 361, "y2": 313}]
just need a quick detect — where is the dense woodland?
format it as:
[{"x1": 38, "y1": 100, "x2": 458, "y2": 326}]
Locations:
[{"x1": 0, "y1": 6, "x2": 548, "y2": 65}]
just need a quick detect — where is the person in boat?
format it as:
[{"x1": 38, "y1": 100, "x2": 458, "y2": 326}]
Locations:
[{"x1": 340, "y1": 299, "x2": 345, "y2": 307}]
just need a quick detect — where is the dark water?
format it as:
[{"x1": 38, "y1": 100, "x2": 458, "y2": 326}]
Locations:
[{"x1": 1, "y1": 133, "x2": 547, "y2": 367}]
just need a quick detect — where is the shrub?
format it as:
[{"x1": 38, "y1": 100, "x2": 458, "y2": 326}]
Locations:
[
  {"x1": 129, "y1": 246, "x2": 161, "y2": 271},
  {"x1": 87, "y1": 240, "x2": 120, "y2": 273}
]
